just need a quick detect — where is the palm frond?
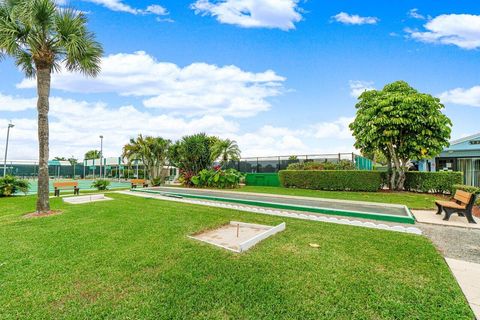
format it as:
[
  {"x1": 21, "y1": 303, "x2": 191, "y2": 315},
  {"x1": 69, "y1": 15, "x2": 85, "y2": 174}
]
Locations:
[
  {"x1": 14, "y1": 49, "x2": 35, "y2": 77},
  {"x1": 55, "y1": 7, "x2": 103, "y2": 76}
]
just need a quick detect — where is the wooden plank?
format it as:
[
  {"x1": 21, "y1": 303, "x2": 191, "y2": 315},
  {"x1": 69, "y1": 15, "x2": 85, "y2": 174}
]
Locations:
[
  {"x1": 454, "y1": 190, "x2": 472, "y2": 204},
  {"x1": 53, "y1": 182, "x2": 78, "y2": 188}
]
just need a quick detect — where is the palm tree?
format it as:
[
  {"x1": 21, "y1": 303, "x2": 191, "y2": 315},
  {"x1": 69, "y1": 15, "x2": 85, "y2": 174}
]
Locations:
[
  {"x1": 123, "y1": 135, "x2": 171, "y2": 182},
  {"x1": 211, "y1": 139, "x2": 241, "y2": 166},
  {"x1": 0, "y1": 0, "x2": 103, "y2": 213}
]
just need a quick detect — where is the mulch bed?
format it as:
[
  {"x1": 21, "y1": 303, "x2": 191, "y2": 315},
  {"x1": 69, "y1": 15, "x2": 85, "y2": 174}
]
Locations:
[
  {"x1": 23, "y1": 210, "x2": 63, "y2": 219},
  {"x1": 473, "y1": 206, "x2": 480, "y2": 218}
]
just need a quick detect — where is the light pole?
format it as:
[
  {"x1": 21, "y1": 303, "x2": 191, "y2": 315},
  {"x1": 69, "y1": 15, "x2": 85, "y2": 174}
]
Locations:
[
  {"x1": 99, "y1": 135, "x2": 104, "y2": 179},
  {"x1": 3, "y1": 123, "x2": 14, "y2": 177}
]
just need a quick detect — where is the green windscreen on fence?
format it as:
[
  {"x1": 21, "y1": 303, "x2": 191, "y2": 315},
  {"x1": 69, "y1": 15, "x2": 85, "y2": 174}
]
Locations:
[{"x1": 245, "y1": 173, "x2": 281, "y2": 187}]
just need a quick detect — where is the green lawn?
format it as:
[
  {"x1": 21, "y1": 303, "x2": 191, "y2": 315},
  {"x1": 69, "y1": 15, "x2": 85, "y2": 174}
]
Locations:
[
  {"x1": 0, "y1": 195, "x2": 472, "y2": 319},
  {"x1": 237, "y1": 186, "x2": 441, "y2": 210}
]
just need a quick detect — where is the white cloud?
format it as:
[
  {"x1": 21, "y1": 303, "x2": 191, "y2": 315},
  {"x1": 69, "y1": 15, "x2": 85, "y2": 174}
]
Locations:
[
  {"x1": 0, "y1": 93, "x2": 36, "y2": 112},
  {"x1": 83, "y1": 0, "x2": 169, "y2": 16},
  {"x1": 190, "y1": 0, "x2": 303, "y2": 31},
  {"x1": 439, "y1": 85, "x2": 480, "y2": 107},
  {"x1": 406, "y1": 14, "x2": 480, "y2": 49},
  {"x1": 145, "y1": 4, "x2": 168, "y2": 16},
  {"x1": 84, "y1": 0, "x2": 138, "y2": 14},
  {"x1": 0, "y1": 95, "x2": 239, "y2": 160},
  {"x1": 408, "y1": 8, "x2": 426, "y2": 20},
  {"x1": 0, "y1": 92, "x2": 356, "y2": 160},
  {"x1": 312, "y1": 117, "x2": 354, "y2": 140},
  {"x1": 332, "y1": 12, "x2": 379, "y2": 25},
  {"x1": 17, "y1": 51, "x2": 286, "y2": 118},
  {"x1": 349, "y1": 80, "x2": 375, "y2": 98}
]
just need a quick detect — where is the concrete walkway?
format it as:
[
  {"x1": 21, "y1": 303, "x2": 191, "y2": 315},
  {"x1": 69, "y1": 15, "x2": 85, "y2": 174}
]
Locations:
[
  {"x1": 413, "y1": 210, "x2": 479, "y2": 229},
  {"x1": 445, "y1": 258, "x2": 480, "y2": 319}
]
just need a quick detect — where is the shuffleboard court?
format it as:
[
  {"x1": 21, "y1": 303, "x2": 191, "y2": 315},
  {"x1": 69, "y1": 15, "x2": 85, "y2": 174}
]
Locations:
[
  {"x1": 26, "y1": 179, "x2": 131, "y2": 194},
  {"x1": 134, "y1": 186, "x2": 416, "y2": 224}
]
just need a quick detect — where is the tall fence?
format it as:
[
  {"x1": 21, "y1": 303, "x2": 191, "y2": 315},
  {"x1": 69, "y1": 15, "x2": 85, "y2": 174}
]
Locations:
[
  {"x1": 225, "y1": 153, "x2": 373, "y2": 173},
  {"x1": 1, "y1": 159, "x2": 146, "y2": 179}
]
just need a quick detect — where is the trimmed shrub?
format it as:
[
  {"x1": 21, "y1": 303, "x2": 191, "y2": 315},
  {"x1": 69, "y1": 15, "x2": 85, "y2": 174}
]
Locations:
[
  {"x1": 404, "y1": 171, "x2": 462, "y2": 194},
  {"x1": 191, "y1": 169, "x2": 243, "y2": 189},
  {"x1": 286, "y1": 160, "x2": 355, "y2": 171},
  {"x1": 91, "y1": 179, "x2": 110, "y2": 191},
  {"x1": 0, "y1": 175, "x2": 30, "y2": 196},
  {"x1": 279, "y1": 170, "x2": 383, "y2": 192}
]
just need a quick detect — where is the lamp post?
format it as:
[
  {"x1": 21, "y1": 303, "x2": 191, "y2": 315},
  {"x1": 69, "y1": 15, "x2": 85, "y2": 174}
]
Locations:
[
  {"x1": 3, "y1": 123, "x2": 14, "y2": 177},
  {"x1": 99, "y1": 135, "x2": 104, "y2": 179}
]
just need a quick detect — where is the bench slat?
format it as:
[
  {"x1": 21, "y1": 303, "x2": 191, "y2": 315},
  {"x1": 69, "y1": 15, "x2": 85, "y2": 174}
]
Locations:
[
  {"x1": 54, "y1": 182, "x2": 78, "y2": 188},
  {"x1": 454, "y1": 190, "x2": 472, "y2": 204}
]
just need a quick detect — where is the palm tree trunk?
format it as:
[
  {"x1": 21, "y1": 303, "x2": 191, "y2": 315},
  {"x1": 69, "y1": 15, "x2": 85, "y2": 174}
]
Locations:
[{"x1": 36, "y1": 67, "x2": 51, "y2": 213}]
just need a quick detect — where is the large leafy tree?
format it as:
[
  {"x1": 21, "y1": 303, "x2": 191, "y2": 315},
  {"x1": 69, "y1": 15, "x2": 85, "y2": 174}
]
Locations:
[
  {"x1": 211, "y1": 138, "x2": 241, "y2": 166},
  {"x1": 84, "y1": 150, "x2": 100, "y2": 160},
  {"x1": 122, "y1": 135, "x2": 171, "y2": 182},
  {"x1": 349, "y1": 81, "x2": 451, "y2": 190},
  {"x1": 168, "y1": 133, "x2": 213, "y2": 185},
  {"x1": 0, "y1": 0, "x2": 103, "y2": 213}
]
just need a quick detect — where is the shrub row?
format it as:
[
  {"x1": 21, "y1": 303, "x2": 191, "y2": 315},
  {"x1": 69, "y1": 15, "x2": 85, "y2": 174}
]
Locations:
[
  {"x1": 403, "y1": 171, "x2": 463, "y2": 194},
  {"x1": 286, "y1": 160, "x2": 355, "y2": 171},
  {"x1": 279, "y1": 170, "x2": 383, "y2": 192},
  {"x1": 279, "y1": 170, "x2": 465, "y2": 193}
]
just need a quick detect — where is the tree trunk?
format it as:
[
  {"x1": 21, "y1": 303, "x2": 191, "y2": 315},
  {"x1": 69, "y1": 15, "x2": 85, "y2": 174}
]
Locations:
[
  {"x1": 386, "y1": 153, "x2": 393, "y2": 190},
  {"x1": 387, "y1": 143, "x2": 404, "y2": 191},
  {"x1": 36, "y1": 68, "x2": 51, "y2": 213}
]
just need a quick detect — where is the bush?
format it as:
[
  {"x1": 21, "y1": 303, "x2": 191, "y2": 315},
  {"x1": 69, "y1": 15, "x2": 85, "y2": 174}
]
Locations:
[
  {"x1": 191, "y1": 169, "x2": 243, "y2": 189},
  {"x1": 279, "y1": 170, "x2": 383, "y2": 192},
  {"x1": 151, "y1": 177, "x2": 163, "y2": 186},
  {"x1": 452, "y1": 184, "x2": 480, "y2": 206},
  {"x1": 91, "y1": 179, "x2": 110, "y2": 191},
  {"x1": 0, "y1": 175, "x2": 30, "y2": 196},
  {"x1": 286, "y1": 160, "x2": 355, "y2": 171},
  {"x1": 403, "y1": 171, "x2": 463, "y2": 194}
]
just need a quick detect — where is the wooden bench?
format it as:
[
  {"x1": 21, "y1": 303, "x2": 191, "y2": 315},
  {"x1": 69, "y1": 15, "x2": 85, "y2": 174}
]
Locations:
[
  {"x1": 435, "y1": 190, "x2": 477, "y2": 224},
  {"x1": 53, "y1": 181, "x2": 79, "y2": 197},
  {"x1": 130, "y1": 179, "x2": 148, "y2": 189}
]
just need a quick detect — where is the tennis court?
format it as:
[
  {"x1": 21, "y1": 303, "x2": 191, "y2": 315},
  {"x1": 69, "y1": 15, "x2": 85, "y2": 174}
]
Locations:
[{"x1": 26, "y1": 179, "x2": 130, "y2": 194}]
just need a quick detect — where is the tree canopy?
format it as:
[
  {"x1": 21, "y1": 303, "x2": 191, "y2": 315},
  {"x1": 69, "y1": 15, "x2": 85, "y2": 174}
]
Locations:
[{"x1": 349, "y1": 81, "x2": 452, "y2": 190}]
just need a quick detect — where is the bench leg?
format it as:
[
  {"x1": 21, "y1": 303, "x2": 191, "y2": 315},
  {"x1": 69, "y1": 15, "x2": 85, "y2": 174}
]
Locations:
[
  {"x1": 74, "y1": 188, "x2": 79, "y2": 195},
  {"x1": 54, "y1": 189, "x2": 59, "y2": 197},
  {"x1": 435, "y1": 203, "x2": 443, "y2": 215},
  {"x1": 443, "y1": 208, "x2": 453, "y2": 221},
  {"x1": 464, "y1": 211, "x2": 477, "y2": 224},
  {"x1": 131, "y1": 184, "x2": 136, "y2": 189}
]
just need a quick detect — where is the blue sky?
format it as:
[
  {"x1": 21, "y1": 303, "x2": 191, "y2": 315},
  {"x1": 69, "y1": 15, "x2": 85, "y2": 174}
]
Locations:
[{"x1": 1, "y1": 0, "x2": 480, "y2": 160}]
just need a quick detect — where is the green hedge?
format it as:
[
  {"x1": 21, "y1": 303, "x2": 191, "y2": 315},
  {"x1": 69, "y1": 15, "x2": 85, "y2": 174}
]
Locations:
[
  {"x1": 279, "y1": 170, "x2": 383, "y2": 192},
  {"x1": 403, "y1": 171, "x2": 463, "y2": 194}
]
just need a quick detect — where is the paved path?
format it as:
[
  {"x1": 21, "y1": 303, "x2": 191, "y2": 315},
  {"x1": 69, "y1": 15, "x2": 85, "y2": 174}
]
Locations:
[{"x1": 445, "y1": 258, "x2": 480, "y2": 319}]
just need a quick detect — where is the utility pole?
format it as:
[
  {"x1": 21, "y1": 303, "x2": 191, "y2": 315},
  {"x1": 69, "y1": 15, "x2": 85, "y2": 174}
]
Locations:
[
  {"x1": 99, "y1": 135, "x2": 104, "y2": 179},
  {"x1": 3, "y1": 123, "x2": 14, "y2": 177}
]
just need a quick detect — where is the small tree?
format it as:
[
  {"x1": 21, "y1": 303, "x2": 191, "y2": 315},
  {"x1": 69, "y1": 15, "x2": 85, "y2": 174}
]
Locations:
[
  {"x1": 349, "y1": 81, "x2": 451, "y2": 190},
  {"x1": 168, "y1": 133, "x2": 213, "y2": 185},
  {"x1": 84, "y1": 150, "x2": 101, "y2": 160}
]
